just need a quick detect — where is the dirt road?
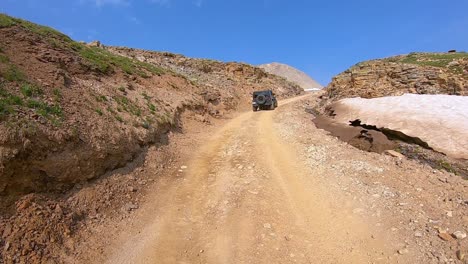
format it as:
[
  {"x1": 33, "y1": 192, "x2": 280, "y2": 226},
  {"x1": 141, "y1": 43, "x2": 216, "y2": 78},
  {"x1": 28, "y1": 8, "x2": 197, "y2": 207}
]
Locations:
[{"x1": 103, "y1": 95, "x2": 420, "y2": 263}]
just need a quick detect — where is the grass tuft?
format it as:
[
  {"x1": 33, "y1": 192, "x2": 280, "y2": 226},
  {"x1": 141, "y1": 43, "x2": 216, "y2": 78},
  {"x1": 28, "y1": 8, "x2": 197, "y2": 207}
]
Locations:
[
  {"x1": 384, "y1": 52, "x2": 468, "y2": 74},
  {"x1": 21, "y1": 83, "x2": 43, "y2": 97},
  {"x1": 2, "y1": 65, "x2": 26, "y2": 82}
]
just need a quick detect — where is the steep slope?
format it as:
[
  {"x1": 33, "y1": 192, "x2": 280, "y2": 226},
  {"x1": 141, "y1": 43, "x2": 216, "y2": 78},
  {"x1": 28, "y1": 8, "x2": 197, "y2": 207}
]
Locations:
[
  {"x1": 0, "y1": 14, "x2": 303, "y2": 209},
  {"x1": 259, "y1": 62, "x2": 322, "y2": 90},
  {"x1": 0, "y1": 14, "x2": 303, "y2": 264},
  {"x1": 325, "y1": 52, "x2": 468, "y2": 100},
  {"x1": 106, "y1": 48, "x2": 304, "y2": 109}
]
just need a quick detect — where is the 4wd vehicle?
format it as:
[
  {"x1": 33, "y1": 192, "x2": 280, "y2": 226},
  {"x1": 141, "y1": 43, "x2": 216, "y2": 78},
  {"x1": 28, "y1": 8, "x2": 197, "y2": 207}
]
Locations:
[{"x1": 252, "y1": 90, "x2": 278, "y2": 111}]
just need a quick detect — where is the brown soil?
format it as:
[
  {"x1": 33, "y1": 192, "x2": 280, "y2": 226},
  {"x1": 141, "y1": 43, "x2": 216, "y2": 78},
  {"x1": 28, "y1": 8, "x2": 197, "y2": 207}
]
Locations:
[
  {"x1": 0, "y1": 16, "x2": 302, "y2": 212},
  {"x1": 0, "y1": 15, "x2": 302, "y2": 263},
  {"x1": 313, "y1": 116, "x2": 396, "y2": 153},
  {"x1": 74, "y1": 94, "x2": 466, "y2": 264}
]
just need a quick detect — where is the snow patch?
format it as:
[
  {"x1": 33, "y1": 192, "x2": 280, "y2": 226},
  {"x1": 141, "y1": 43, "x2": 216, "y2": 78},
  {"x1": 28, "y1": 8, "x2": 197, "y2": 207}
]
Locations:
[{"x1": 333, "y1": 94, "x2": 468, "y2": 159}]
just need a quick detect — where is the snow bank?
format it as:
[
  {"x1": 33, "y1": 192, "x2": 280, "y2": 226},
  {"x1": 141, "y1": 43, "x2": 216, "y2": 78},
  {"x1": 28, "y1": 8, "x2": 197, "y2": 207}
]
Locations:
[{"x1": 332, "y1": 94, "x2": 468, "y2": 159}]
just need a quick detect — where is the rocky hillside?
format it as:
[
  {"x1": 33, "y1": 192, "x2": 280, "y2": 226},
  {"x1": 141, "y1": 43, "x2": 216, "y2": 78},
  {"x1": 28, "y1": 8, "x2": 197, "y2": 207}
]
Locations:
[
  {"x1": 259, "y1": 62, "x2": 322, "y2": 90},
  {"x1": 0, "y1": 14, "x2": 303, "y2": 210},
  {"x1": 105, "y1": 47, "x2": 303, "y2": 110},
  {"x1": 326, "y1": 52, "x2": 468, "y2": 100}
]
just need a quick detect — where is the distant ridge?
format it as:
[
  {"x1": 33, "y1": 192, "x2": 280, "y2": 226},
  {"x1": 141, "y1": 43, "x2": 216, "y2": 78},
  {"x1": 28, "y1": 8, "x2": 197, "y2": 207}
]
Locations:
[{"x1": 259, "y1": 62, "x2": 323, "y2": 90}]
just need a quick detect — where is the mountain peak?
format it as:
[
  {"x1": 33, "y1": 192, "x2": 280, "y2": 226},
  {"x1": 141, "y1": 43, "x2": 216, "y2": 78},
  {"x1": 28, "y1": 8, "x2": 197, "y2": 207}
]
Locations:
[{"x1": 259, "y1": 62, "x2": 322, "y2": 90}]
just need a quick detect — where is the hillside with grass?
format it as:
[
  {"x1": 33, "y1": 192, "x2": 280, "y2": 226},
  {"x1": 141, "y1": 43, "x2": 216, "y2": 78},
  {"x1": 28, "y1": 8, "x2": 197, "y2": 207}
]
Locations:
[
  {"x1": 0, "y1": 13, "x2": 302, "y2": 211},
  {"x1": 325, "y1": 52, "x2": 468, "y2": 100}
]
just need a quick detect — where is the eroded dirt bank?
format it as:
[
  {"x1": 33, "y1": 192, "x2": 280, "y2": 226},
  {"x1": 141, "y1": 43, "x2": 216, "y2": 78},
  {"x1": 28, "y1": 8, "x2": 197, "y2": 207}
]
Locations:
[{"x1": 69, "y1": 94, "x2": 467, "y2": 264}]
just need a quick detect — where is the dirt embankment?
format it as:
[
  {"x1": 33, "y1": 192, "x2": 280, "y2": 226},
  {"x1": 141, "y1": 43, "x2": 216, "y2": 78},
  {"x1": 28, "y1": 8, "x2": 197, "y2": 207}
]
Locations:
[
  {"x1": 0, "y1": 14, "x2": 302, "y2": 263},
  {"x1": 0, "y1": 14, "x2": 302, "y2": 207}
]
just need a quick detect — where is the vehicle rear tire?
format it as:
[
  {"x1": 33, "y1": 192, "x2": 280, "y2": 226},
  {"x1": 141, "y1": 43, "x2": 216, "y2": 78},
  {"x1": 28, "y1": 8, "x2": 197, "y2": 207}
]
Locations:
[
  {"x1": 253, "y1": 106, "x2": 257, "y2": 112},
  {"x1": 270, "y1": 104, "x2": 275, "y2": 110}
]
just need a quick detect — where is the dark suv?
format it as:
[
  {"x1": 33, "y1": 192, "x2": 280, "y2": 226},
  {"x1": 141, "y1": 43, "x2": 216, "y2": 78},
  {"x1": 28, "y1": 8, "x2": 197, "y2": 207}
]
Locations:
[{"x1": 252, "y1": 90, "x2": 278, "y2": 111}]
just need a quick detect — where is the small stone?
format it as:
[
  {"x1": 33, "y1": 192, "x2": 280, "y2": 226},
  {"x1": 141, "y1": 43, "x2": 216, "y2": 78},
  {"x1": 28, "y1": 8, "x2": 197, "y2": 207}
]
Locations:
[
  {"x1": 181, "y1": 165, "x2": 188, "y2": 169},
  {"x1": 384, "y1": 150, "x2": 405, "y2": 159},
  {"x1": 199, "y1": 249, "x2": 204, "y2": 253},
  {"x1": 5, "y1": 241, "x2": 10, "y2": 251},
  {"x1": 446, "y1": 211, "x2": 453, "y2": 217},
  {"x1": 128, "y1": 186, "x2": 136, "y2": 192},
  {"x1": 456, "y1": 250, "x2": 465, "y2": 261},
  {"x1": 398, "y1": 248, "x2": 409, "y2": 255},
  {"x1": 237, "y1": 165, "x2": 244, "y2": 170},
  {"x1": 452, "y1": 231, "x2": 467, "y2": 240},
  {"x1": 438, "y1": 232, "x2": 454, "y2": 241},
  {"x1": 414, "y1": 231, "x2": 423, "y2": 237},
  {"x1": 124, "y1": 203, "x2": 138, "y2": 212},
  {"x1": 263, "y1": 223, "x2": 271, "y2": 229}
]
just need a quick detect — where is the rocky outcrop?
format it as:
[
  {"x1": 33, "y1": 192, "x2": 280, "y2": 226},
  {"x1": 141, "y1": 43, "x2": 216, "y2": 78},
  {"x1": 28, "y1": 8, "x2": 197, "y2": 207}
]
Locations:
[
  {"x1": 106, "y1": 47, "x2": 304, "y2": 111},
  {"x1": 326, "y1": 53, "x2": 467, "y2": 100}
]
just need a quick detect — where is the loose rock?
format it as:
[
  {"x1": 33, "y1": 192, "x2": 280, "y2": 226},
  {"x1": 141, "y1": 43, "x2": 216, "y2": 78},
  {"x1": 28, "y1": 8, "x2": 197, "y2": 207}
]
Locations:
[
  {"x1": 438, "y1": 232, "x2": 454, "y2": 242},
  {"x1": 452, "y1": 231, "x2": 467, "y2": 240}
]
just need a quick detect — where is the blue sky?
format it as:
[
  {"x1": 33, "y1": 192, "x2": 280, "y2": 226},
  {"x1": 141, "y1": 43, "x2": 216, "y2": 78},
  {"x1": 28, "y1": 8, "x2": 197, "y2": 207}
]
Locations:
[{"x1": 1, "y1": 0, "x2": 467, "y2": 85}]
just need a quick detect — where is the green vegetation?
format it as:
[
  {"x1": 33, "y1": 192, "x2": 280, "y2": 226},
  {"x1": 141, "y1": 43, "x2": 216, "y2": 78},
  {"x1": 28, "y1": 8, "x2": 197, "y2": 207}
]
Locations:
[
  {"x1": 437, "y1": 160, "x2": 457, "y2": 174},
  {"x1": 384, "y1": 52, "x2": 468, "y2": 74},
  {"x1": 20, "y1": 83, "x2": 43, "y2": 97},
  {"x1": 114, "y1": 96, "x2": 142, "y2": 117},
  {"x1": 95, "y1": 95, "x2": 108, "y2": 102},
  {"x1": 95, "y1": 109, "x2": 103, "y2": 116},
  {"x1": 77, "y1": 46, "x2": 165, "y2": 77},
  {"x1": 0, "y1": 87, "x2": 23, "y2": 117},
  {"x1": 118, "y1": 86, "x2": 126, "y2": 92},
  {"x1": 141, "y1": 92, "x2": 151, "y2": 100},
  {"x1": 0, "y1": 54, "x2": 9, "y2": 63},
  {"x1": 0, "y1": 13, "x2": 166, "y2": 78},
  {"x1": 2, "y1": 65, "x2": 26, "y2": 82},
  {"x1": 0, "y1": 14, "x2": 16, "y2": 28},
  {"x1": 0, "y1": 14, "x2": 72, "y2": 42},
  {"x1": 0, "y1": 80, "x2": 63, "y2": 125},
  {"x1": 115, "y1": 115, "x2": 124, "y2": 123},
  {"x1": 53, "y1": 88, "x2": 62, "y2": 102},
  {"x1": 27, "y1": 99, "x2": 62, "y2": 118},
  {"x1": 148, "y1": 103, "x2": 156, "y2": 112}
]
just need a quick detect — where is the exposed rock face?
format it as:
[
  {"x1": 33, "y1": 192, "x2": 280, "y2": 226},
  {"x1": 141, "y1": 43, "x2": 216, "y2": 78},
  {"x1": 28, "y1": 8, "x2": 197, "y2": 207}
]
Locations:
[
  {"x1": 326, "y1": 53, "x2": 468, "y2": 100},
  {"x1": 258, "y1": 62, "x2": 322, "y2": 90}
]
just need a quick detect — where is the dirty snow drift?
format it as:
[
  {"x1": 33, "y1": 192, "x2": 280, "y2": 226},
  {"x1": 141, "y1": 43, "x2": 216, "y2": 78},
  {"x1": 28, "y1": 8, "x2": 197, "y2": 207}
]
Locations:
[{"x1": 331, "y1": 94, "x2": 468, "y2": 159}]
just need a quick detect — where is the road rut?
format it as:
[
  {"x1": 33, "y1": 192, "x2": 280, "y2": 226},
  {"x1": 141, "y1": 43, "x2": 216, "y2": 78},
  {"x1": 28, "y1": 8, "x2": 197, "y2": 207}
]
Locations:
[{"x1": 107, "y1": 95, "x2": 404, "y2": 263}]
